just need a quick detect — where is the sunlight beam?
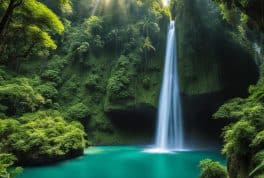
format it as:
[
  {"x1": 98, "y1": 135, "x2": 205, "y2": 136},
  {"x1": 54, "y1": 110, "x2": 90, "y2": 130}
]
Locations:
[
  {"x1": 162, "y1": 0, "x2": 170, "y2": 6},
  {"x1": 91, "y1": 0, "x2": 101, "y2": 16}
]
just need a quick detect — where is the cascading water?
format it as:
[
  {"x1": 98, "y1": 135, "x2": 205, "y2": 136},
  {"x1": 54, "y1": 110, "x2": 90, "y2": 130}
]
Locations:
[{"x1": 150, "y1": 20, "x2": 184, "y2": 152}]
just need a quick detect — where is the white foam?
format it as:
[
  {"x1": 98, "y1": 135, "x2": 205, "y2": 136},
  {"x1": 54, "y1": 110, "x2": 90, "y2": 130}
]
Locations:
[
  {"x1": 154, "y1": 21, "x2": 184, "y2": 151},
  {"x1": 143, "y1": 147, "x2": 191, "y2": 154}
]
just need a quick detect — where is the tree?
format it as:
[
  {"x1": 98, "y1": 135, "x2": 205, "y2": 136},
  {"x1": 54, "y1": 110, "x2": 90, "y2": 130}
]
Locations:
[
  {"x1": 142, "y1": 37, "x2": 155, "y2": 64},
  {"x1": 27, "y1": 0, "x2": 72, "y2": 16},
  {"x1": 0, "y1": 77, "x2": 45, "y2": 116},
  {"x1": 0, "y1": 154, "x2": 22, "y2": 178},
  {"x1": 0, "y1": 0, "x2": 23, "y2": 36},
  {"x1": 83, "y1": 16, "x2": 103, "y2": 35},
  {"x1": 210, "y1": 64, "x2": 264, "y2": 177},
  {"x1": 0, "y1": 0, "x2": 65, "y2": 67},
  {"x1": 199, "y1": 159, "x2": 227, "y2": 178},
  {"x1": 213, "y1": 0, "x2": 264, "y2": 31},
  {"x1": 0, "y1": 111, "x2": 86, "y2": 165}
]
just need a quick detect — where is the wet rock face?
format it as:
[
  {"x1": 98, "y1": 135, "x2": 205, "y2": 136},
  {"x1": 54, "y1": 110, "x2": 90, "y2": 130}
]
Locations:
[
  {"x1": 174, "y1": 0, "x2": 259, "y2": 148},
  {"x1": 105, "y1": 103, "x2": 157, "y2": 132},
  {"x1": 17, "y1": 148, "x2": 84, "y2": 166},
  {"x1": 180, "y1": 67, "x2": 258, "y2": 148},
  {"x1": 176, "y1": 0, "x2": 259, "y2": 96},
  {"x1": 181, "y1": 92, "x2": 230, "y2": 148}
]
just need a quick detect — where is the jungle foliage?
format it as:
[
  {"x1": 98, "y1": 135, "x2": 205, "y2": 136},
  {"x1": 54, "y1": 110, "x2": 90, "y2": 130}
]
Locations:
[
  {"x1": 199, "y1": 0, "x2": 264, "y2": 177},
  {"x1": 0, "y1": 0, "x2": 170, "y2": 173},
  {"x1": 209, "y1": 64, "x2": 264, "y2": 178},
  {"x1": 199, "y1": 159, "x2": 227, "y2": 178},
  {"x1": 0, "y1": 111, "x2": 85, "y2": 165},
  {"x1": 0, "y1": 153, "x2": 22, "y2": 178},
  {"x1": 1, "y1": 0, "x2": 263, "y2": 177}
]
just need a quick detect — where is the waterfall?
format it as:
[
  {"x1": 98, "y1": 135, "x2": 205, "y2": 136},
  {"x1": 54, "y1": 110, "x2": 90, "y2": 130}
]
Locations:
[{"x1": 153, "y1": 21, "x2": 184, "y2": 152}]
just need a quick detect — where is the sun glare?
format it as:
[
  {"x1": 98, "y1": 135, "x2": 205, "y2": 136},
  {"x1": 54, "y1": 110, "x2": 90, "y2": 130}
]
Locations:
[
  {"x1": 162, "y1": 0, "x2": 169, "y2": 6},
  {"x1": 105, "y1": 0, "x2": 110, "y2": 5},
  {"x1": 91, "y1": 0, "x2": 101, "y2": 15}
]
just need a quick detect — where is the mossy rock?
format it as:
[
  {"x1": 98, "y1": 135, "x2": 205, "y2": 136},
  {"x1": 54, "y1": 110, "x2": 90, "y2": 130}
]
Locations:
[{"x1": 0, "y1": 111, "x2": 86, "y2": 166}]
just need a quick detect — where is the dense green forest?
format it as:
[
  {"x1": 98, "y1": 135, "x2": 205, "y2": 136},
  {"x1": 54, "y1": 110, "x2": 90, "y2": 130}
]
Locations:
[
  {"x1": 0, "y1": 0, "x2": 263, "y2": 178},
  {"x1": 196, "y1": 0, "x2": 264, "y2": 177},
  {"x1": 0, "y1": 0, "x2": 170, "y2": 176}
]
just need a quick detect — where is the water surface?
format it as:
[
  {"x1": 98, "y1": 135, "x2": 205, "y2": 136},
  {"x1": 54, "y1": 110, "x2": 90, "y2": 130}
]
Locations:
[{"x1": 17, "y1": 146, "x2": 225, "y2": 178}]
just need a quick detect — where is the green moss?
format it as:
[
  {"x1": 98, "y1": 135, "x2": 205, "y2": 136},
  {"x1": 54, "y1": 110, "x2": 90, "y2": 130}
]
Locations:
[
  {"x1": 176, "y1": 0, "x2": 257, "y2": 95},
  {"x1": 250, "y1": 151, "x2": 264, "y2": 177},
  {"x1": 41, "y1": 55, "x2": 67, "y2": 86},
  {"x1": 84, "y1": 74, "x2": 101, "y2": 91},
  {"x1": 251, "y1": 131, "x2": 264, "y2": 149},
  {"x1": 106, "y1": 55, "x2": 135, "y2": 102},
  {"x1": 60, "y1": 75, "x2": 81, "y2": 101},
  {"x1": 65, "y1": 103, "x2": 91, "y2": 121},
  {"x1": 41, "y1": 70, "x2": 62, "y2": 84},
  {"x1": 223, "y1": 120, "x2": 256, "y2": 156},
  {"x1": 36, "y1": 83, "x2": 58, "y2": 100},
  {"x1": 0, "y1": 67, "x2": 12, "y2": 84}
]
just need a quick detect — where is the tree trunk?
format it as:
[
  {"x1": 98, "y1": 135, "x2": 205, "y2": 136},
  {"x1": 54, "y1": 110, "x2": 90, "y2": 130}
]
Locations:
[{"x1": 0, "y1": 0, "x2": 22, "y2": 37}]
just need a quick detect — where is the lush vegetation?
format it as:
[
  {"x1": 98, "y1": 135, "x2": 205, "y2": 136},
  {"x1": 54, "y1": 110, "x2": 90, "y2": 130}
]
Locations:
[
  {"x1": 0, "y1": 0, "x2": 263, "y2": 177},
  {"x1": 0, "y1": 111, "x2": 85, "y2": 165},
  {"x1": 200, "y1": 65, "x2": 264, "y2": 178},
  {"x1": 171, "y1": 0, "x2": 258, "y2": 95},
  {"x1": 198, "y1": 0, "x2": 264, "y2": 177},
  {"x1": 199, "y1": 159, "x2": 227, "y2": 178},
  {"x1": 214, "y1": 0, "x2": 264, "y2": 31},
  {"x1": 0, "y1": 0, "x2": 171, "y2": 175},
  {"x1": 0, "y1": 154, "x2": 22, "y2": 178}
]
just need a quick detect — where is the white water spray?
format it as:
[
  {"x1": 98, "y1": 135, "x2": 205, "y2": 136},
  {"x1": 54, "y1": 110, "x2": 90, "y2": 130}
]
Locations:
[{"x1": 149, "y1": 21, "x2": 184, "y2": 153}]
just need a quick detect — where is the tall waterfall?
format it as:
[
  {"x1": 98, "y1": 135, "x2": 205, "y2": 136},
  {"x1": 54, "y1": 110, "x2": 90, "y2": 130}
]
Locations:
[{"x1": 154, "y1": 21, "x2": 183, "y2": 152}]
